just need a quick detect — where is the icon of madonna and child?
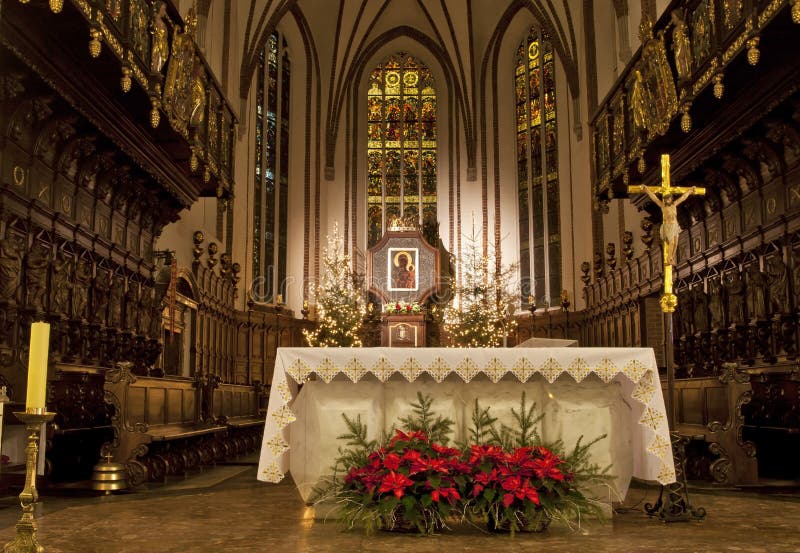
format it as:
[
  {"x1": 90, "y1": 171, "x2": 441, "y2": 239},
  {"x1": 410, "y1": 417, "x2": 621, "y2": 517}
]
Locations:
[{"x1": 387, "y1": 248, "x2": 419, "y2": 291}]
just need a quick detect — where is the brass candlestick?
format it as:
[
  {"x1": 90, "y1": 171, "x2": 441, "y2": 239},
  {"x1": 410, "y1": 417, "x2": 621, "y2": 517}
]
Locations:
[{"x1": 4, "y1": 411, "x2": 56, "y2": 553}]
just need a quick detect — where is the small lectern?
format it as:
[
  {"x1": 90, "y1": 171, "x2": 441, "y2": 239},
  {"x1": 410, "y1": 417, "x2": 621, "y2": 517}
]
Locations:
[{"x1": 366, "y1": 220, "x2": 440, "y2": 347}]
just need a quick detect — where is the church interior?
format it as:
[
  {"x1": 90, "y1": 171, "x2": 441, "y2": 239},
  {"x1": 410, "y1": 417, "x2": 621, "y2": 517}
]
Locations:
[{"x1": 1, "y1": 0, "x2": 800, "y2": 551}]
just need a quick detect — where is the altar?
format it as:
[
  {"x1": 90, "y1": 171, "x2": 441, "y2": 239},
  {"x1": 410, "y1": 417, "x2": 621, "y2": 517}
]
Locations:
[{"x1": 257, "y1": 347, "x2": 676, "y2": 503}]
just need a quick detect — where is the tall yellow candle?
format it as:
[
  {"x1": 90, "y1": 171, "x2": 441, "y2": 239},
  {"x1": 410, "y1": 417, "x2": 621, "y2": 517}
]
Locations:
[{"x1": 26, "y1": 322, "x2": 50, "y2": 412}]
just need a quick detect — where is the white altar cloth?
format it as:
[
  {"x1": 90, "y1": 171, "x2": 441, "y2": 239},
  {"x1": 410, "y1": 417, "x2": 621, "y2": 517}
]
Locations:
[{"x1": 257, "y1": 347, "x2": 676, "y2": 501}]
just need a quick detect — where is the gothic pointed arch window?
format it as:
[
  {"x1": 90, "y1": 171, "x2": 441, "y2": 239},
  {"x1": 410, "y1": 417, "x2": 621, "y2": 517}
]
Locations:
[
  {"x1": 516, "y1": 29, "x2": 560, "y2": 306},
  {"x1": 367, "y1": 53, "x2": 437, "y2": 247},
  {"x1": 253, "y1": 32, "x2": 290, "y2": 300}
]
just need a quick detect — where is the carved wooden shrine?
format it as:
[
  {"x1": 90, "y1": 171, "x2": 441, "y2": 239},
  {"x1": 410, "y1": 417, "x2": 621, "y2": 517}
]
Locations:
[{"x1": 366, "y1": 227, "x2": 439, "y2": 347}]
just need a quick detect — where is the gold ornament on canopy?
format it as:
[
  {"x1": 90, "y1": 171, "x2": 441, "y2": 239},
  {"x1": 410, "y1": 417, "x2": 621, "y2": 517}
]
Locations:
[
  {"x1": 162, "y1": 7, "x2": 198, "y2": 137},
  {"x1": 629, "y1": 18, "x2": 678, "y2": 138}
]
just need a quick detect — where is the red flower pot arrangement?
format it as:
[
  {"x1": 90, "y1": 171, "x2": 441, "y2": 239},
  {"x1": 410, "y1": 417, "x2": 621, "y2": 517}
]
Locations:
[
  {"x1": 313, "y1": 393, "x2": 609, "y2": 535},
  {"x1": 466, "y1": 444, "x2": 574, "y2": 534},
  {"x1": 339, "y1": 429, "x2": 470, "y2": 533}
]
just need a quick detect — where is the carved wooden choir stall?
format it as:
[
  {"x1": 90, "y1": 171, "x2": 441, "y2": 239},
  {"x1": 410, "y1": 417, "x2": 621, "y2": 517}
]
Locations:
[{"x1": 0, "y1": 0, "x2": 309, "y2": 488}]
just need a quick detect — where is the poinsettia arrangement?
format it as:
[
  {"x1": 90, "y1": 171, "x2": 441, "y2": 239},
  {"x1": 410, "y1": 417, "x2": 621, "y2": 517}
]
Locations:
[
  {"x1": 314, "y1": 394, "x2": 465, "y2": 534},
  {"x1": 462, "y1": 392, "x2": 609, "y2": 534},
  {"x1": 466, "y1": 444, "x2": 574, "y2": 533},
  {"x1": 383, "y1": 300, "x2": 422, "y2": 315},
  {"x1": 338, "y1": 429, "x2": 469, "y2": 533},
  {"x1": 314, "y1": 393, "x2": 609, "y2": 535}
]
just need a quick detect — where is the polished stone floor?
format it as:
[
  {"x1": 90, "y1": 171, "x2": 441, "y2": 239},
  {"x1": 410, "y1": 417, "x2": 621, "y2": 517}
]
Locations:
[{"x1": 0, "y1": 459, "x2": 798, "y2": 553}]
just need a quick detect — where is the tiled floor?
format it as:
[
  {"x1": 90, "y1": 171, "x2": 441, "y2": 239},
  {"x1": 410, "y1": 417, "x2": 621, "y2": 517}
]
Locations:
[{"x1": 0, "y1": 462, "x2": 798, "y2": 553}]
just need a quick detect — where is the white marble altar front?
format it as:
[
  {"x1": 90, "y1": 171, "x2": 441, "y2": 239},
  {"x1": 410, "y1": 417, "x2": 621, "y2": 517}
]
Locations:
[{"x1": 257, "y1": 347, "x2": 676, "y2": 503}]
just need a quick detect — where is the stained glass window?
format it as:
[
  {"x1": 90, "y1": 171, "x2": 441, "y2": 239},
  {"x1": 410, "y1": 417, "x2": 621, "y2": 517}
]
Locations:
[
  {"x1": 252, "y1": 32, "x2": 290, "y2": 302},
  {"x1": 367, "y1": 53, "x2": 436, "y2": 247},
  {"x1": 516, "y1": 29, "x2": 561, "y2": 306}
]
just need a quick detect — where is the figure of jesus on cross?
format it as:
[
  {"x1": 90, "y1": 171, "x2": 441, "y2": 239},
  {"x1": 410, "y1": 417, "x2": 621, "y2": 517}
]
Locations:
[{"x1": 628, "y1": 154, "x2": 705, "y2": 312}]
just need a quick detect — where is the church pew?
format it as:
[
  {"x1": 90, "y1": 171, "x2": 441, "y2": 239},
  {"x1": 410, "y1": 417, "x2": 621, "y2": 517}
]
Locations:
[
  {"x1": 103, "y1": 363, "x2": 262, "y2": 486},
  {"x1": 671, "y1": 363, "x2": 758, "y2": 485}
]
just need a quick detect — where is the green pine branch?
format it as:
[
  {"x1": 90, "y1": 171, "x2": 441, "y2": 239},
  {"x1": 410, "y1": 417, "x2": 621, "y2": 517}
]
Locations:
[{"x1": 397, "y1": 392, "x2": 454, "y2": 445}]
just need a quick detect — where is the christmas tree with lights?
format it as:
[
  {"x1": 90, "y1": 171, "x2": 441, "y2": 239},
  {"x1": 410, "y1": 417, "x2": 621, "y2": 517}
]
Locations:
[
  {"x1": 304, "y1": 224, "x2": 366, "y2": 347},
  {"x1": 444, "y1": 225, "x2": 519, "y2": 347}
]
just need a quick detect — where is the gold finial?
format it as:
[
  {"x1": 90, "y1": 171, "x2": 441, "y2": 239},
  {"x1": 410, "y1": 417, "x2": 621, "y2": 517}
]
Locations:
[
  {"x1": 121, "y1": 67, "x2": 132, "y2": 93},
  {"x1": 746, "y1": 37, "x2": 760, "y2": 65},
  {"x1": 89, "y1": 28, "x2": 102, "y2": 58},
  {"x1": 639, "y1": 15, "x2": 654, "y2": 42},
  {"x1": 713, "y1": 73, "x2": 724, "y2": 99},
  {"x1": 184, "y1": 6, "x2": 198, "y2": 36}
]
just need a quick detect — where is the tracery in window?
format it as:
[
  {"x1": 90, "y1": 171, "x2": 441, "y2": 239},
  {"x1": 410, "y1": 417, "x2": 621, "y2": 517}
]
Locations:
[
  {"x1": 367, "y1": 53, "x2": 436, "y2": 247},
  {"x1": 253, "y1": 33, "x2": 290, "y2": 300},
  {"x1": 516, "y1": 29, "x2": 561, "y2": 306}
]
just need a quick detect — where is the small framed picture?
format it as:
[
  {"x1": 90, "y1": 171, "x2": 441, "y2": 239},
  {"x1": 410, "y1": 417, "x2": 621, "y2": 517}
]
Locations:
[{"x1": 387, "y1": 248, "x2": 419, "y2": 291}]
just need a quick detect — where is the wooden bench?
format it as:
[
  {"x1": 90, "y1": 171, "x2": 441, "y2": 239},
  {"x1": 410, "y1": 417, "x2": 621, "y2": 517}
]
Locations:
[
  {"x1": 103, "y1": 363, "x2": 261, "y2": 486},
  {"x1": 213, "y1": 383, "x2": 264, "y2": 456},
  {"x1": 671, "y1": 363, "x2": 758, "y2": 485}
]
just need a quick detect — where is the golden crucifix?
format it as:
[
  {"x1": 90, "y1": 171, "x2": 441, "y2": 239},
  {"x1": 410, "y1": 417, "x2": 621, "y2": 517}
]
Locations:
[{"x1": 628, "y1": 154, "x2": 705, "y2": 313}]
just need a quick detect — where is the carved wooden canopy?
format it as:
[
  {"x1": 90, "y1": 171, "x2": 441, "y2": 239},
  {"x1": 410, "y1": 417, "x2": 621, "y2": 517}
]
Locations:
[{"x1": 366, "y1": 229, "x2": 440, "y2": 305}]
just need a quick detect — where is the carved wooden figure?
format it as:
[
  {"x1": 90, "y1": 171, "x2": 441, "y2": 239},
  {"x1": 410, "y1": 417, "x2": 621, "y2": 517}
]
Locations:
[
  {"x1": 109, "y1": 277, "x2": 125, "y2": 328},
  {"x1": 124, "y1": 284, "x2": 139, "y2": 331},
  {"x1": 766, "y1": 257, "x2": 789, "y2": 315},
  {"x1": 746, "y1": 265, "x2": 768, "y2": 322},
  {"x1": 138, "y1": 288, "x2": 152, "y2": 337},
  {"x1": 0, "y1": 238, "x2": 23, "y2": 304},
  {"x1": 693, "y1": 287, "x2": 710, "y2": 333},
  {"x1": 25, "y1": 245, "x2": 50, "y2": 312},
  {"x1": 670, "y1": 9, "x2": 693, "y2": 83},
  {"x1": 51, "y1": 253, "x2": 74, "y2": 316},
  {"x1": 677, "y1": 288, "x2": 693, "y2": 336},
  {"x1": 726, "y1": 271, "x2": 746, "y2": 325},
  {"x1": 708, "y1": 277, "x2": 725, "y2": 329},
  {"x1": 72, "y1": 259, "x2": 92, "y2": 320},
  {"x1": 92, "y1": 271, "x2": 110, "y2": 325}
]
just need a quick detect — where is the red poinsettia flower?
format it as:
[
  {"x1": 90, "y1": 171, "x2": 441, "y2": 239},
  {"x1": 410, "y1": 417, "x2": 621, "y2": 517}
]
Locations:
[
  {"x1": 530, "y1": 452, "x2": 566, "y2": 481},
  {"x1": 431, "y1": 487, "x2": 461, "y2": 503},
  {"x1": 474, "y1": 469, "x2": 498, "y2": 486},
  {"x1": 410, "y1": 456, "x2": 451, "y2": 475},
  {"x1": 378, "y1": 471, "x2": 414, "y2": 498},
  {"x1": 401, "y1": 449, "x2": 422, "y2": 464},
  {"x1": 501, "y1": 477, "x2": 540, "y2": 507},
  {"x1": 472, "y1": 468, "x2": 499, "y2": 496},
  {"x1": 469, "y1": 444, "x2": 504, "y2": 463},
  {"x1": 383, "y1": 452, "x2": 401, "y2": 471},
  {"x1": 501, "y1": 475, "x2": 522, "y2": 492},
  {"x1": 432, "y1": 443, "x2": 461, "y2": 457},
  {"x1": 390, "y1": 429, "x2": 428, "y2": 446}
]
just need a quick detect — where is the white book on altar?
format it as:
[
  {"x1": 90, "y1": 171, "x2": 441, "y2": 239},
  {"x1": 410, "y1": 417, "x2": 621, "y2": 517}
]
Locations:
[{"x1": 514, "y1": 337, "x2": 577, "y2": 348}]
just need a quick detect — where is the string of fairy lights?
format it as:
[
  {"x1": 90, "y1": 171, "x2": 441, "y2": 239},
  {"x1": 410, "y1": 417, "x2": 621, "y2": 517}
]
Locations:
[{"x1": 305, "y1": 224, "x2": 518, "y2": 347}]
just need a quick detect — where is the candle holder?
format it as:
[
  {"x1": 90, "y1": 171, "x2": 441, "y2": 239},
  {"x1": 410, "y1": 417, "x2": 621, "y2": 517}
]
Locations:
[{"x1": 4, "y1": 410, "x2": 56, "y2": 553}]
